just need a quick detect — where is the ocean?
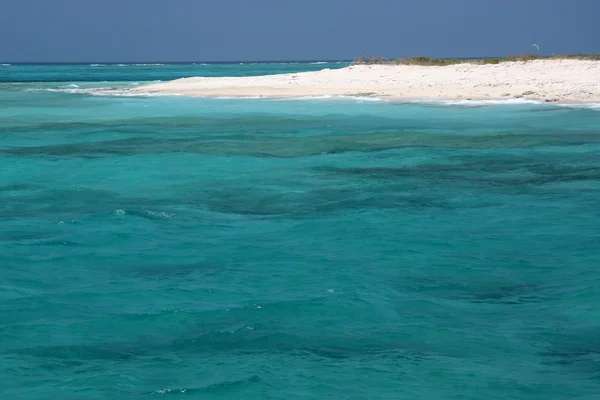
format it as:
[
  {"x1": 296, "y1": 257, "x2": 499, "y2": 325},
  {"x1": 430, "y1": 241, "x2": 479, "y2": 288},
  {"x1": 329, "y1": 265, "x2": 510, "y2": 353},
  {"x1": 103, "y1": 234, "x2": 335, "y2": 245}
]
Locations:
[{"x1": 1, "y1": 62, "x2": 600, "y2": 400}]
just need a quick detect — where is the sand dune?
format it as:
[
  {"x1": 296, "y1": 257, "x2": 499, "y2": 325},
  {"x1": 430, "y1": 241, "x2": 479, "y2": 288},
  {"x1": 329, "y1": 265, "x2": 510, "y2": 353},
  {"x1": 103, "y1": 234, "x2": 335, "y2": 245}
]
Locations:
[{"x1": 130, "y1": 60, "x2": 600, "y2": 103}]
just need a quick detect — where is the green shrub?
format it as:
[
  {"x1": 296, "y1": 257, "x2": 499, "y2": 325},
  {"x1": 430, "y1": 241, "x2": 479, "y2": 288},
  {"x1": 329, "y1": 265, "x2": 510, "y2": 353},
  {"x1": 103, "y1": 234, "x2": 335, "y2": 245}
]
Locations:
[
  {"x1": 352, "y1": 56, "x2": 391, "y2": 65},
  {"x1": 351, "y1": 54, "x2": 600, "y2": 66}
]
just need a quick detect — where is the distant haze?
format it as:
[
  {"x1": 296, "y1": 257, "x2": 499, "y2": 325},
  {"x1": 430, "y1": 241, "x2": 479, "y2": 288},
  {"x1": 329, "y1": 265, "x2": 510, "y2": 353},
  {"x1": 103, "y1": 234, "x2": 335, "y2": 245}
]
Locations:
[{"x1": 1, "y1": 0, "x2": 598, "y2": 62}]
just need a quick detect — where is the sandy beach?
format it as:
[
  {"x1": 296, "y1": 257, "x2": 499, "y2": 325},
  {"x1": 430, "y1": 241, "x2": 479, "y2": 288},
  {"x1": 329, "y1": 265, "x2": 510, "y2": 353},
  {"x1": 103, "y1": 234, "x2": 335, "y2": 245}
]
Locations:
[{"x1": 129, "y1": 60, "x2": 600, "y2": 103}]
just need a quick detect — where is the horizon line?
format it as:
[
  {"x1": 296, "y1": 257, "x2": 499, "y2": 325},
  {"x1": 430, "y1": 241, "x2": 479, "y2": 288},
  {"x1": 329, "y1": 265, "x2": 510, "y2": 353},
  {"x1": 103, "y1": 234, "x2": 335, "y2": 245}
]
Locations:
[
  {"x1": 0, "y1": 59, "x2": 353, "y2": 65},
  {"x1": 0, "y1": 56, "x2": 519, "y2": 65}
]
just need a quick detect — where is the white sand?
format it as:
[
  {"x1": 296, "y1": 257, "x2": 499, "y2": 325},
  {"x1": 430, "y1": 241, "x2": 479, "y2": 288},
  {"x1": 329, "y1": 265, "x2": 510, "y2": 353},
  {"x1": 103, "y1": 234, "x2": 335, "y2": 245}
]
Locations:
[{"x1": 130, "y1": 60, "x2": 600, "y2": 103}]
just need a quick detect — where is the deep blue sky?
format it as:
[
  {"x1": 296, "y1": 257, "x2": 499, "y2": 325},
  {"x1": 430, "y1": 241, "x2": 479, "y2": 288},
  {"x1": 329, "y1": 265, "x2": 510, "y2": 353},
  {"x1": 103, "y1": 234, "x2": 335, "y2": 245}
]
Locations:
[{"x1": 1, "y1": 0, "x2": 598, "y2": 62}]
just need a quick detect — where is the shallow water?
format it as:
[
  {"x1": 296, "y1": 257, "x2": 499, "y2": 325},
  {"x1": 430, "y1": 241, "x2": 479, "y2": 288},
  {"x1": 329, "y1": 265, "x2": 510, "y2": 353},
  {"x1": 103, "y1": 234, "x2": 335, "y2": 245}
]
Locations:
[{"x1": 1, "y1": 64, "x2": 600, "y2": 399}]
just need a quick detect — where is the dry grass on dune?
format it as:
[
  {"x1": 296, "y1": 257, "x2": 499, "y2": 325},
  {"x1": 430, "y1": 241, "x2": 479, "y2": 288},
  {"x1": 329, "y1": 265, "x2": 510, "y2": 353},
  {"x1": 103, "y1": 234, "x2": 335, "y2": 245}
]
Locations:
[{"x1": 353, "y1": 54, "x2": 600, "y2": 66}]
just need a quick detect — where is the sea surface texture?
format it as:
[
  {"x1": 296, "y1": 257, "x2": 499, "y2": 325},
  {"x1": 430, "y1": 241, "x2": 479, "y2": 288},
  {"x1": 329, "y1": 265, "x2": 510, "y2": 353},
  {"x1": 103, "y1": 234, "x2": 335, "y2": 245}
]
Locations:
[{"x1": 1, "y1": 63, "x2": 600, "y2": 400}]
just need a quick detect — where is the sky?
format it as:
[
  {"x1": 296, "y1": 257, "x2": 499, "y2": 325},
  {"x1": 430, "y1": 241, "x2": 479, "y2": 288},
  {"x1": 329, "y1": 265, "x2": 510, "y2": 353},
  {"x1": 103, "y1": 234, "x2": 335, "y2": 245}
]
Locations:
[{"x1": 0, "y1": 0, "x2": 598, "y2": 62}]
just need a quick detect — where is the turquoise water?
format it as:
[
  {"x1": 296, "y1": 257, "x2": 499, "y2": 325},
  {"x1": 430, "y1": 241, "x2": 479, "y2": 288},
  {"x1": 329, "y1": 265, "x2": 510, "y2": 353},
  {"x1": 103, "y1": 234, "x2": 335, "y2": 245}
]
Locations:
[
  {"x1": 1, "y1": 63, "x2": 600, "y2": 400},
  {"x1": 0, "y1": 62, "x2": 349, "y2": 82}
]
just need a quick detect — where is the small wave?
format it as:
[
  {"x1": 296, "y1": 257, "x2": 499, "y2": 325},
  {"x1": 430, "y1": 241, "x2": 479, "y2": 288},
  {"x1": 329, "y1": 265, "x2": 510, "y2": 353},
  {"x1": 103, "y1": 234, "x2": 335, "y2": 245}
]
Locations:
[
  {"x1": 24, "y1": 86, "x2": 174, "y2": 97},
  {"x1": 151, "y1": 376, "x2": 260, "y2": 395},
  {"x1": 296, "y1": 95, "x2": 387, "y2": 102},
  {"x1": 134, "y1": 63, "x2": 164, "y2": 66},
  {"x1": 410, "y1": 98, "x2": 542, "y2": 107},
  {"x1": 95, "y1": 89, "x2": 181, "y2": 97},
  {"x1": 310, "y1": 61, "x2": 328, "y2": 65},
  {"x1": 116, "y1": 64, "x2": 128, "y2": 67},
  {"x1": 405, "y1": 98, "x2": 600, "y2": 110},
  {"x1": 24, "y1": 87, "x2": 84, "y2": 94},
  {"x1": 213, "y1": 94, "x2": 386, "y2": 102},
  {"x1": 0, "y1": 63, "x2": 11, "y2": 66},
  {"x1": 113, "y1": 209, "x2": 186, "y2": 220},
  {"x1": 141, "y1": 210, "x2": 180, "y2": 220},
  {"x1": 90, "y1": 64, "x2": 106, "y2": 66},
  {"x1": 215, "y1": 95, "x2": 263, "y2": 100},
  {"x1": 555, "y1": 102, "x2": 600, "y2": 110},
  {"x1": 41, "y1": 87, "x2": 106, "y2": 95}
]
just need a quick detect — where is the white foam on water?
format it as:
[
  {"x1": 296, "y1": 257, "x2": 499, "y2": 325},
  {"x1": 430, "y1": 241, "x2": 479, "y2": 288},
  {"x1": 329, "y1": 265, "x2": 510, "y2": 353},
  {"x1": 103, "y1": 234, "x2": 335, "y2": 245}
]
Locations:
[
  {"x1": 208, "y1": 95, "x2": 594, "y2": 109},
  {"x1": 212, "y1": 94, "x2": 386, "y2": 102},
  {"x1": 310, "y1": 61, "x2": 328, "y2": 64},
  {"x1": 99, "y1": 90, "x2": 182, "y2": 97},
  {"x1": 142, "y1": 210, "x2": 180, "y2": 220},
  {"x1": 405, "y1": 98, "x2": 600, "y2": 110},
  {"x1": 206, "y1": 94, "x2": 389, "y2": 103},
  {"x1": 214, "y1": 95, "x2": 263, "y2": 100},
  {"x1": 294, "y1": 95, "x2": 387, "y2": 102},
  {"x1": 408, "y1": 98, "x2": 542, "y2": 107},
  {"x1": 51, "y1": 87, "x2": 109, "y2": 95},
  {"x1": 28, "y1": 86, "x2": 178, "y2": 97},
  {"x1": 154, "y1": 388, "x2": 188, "y2": 394},
  {"x1": 40, "y1": 88, "x2": 96, "y2": 94},
  {"x1": 154, "y1": 389, "x2": 187, "y2": 394},
  {"x1": 90, "y1": 64, "x2": 106, "y2": 66},
  {"x1": 556, "y1": 102, "x2": 600, "y2": 110},
  {"x1": 133, "y1": 63, "x2": 165, "y2": 66},
  {"x1": 0, "y1": 63, "x2": 11, "y2": 66},
  {"x1": 339, "y1": 95, "x2": 386, "y2": 102}
]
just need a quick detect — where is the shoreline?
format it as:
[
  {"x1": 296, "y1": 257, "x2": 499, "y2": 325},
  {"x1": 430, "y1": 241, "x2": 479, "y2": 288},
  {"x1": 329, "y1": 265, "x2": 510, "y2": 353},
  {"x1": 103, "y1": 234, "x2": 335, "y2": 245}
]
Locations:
[{"x1": 128, "y1": 60, "x2": 600, "y2": 104}]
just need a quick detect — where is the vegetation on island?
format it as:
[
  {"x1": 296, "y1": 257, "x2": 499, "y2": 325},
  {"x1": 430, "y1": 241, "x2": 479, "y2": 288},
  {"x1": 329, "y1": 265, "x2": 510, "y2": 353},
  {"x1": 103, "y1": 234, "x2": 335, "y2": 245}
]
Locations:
[{"x1": 352, "y1": 54, "x2": 600, "y2": 66}]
